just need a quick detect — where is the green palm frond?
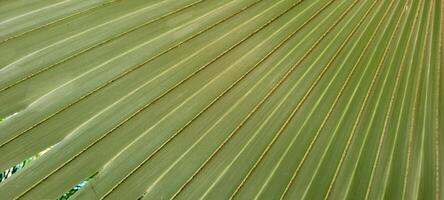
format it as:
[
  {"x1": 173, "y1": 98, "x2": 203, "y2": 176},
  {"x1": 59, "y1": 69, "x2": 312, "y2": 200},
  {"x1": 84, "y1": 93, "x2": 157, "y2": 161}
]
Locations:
[{"x1": 0, "y1": 0, "x2": 442, "y2": 199}]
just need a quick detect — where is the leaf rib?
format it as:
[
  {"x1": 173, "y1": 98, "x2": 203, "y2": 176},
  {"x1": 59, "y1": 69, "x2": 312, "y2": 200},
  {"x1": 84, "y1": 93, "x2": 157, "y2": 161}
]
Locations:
[
  {"x1": 277, "y1": 0, "x2": 406, "y2": 198},
  {"x1": 10, "y1": 0, "x2": 272, "y2": 198},
  {"x1": 0, "y1": 0, "x2": 121, "y2": 44},
  {"x1": 362, "y1": 0, "x2": 422, "y2": 198},
  {"x1": 0, "y1": 0, "x2": 207, "y2": 92},
  {"x1": 227, "y1": 0, "x2": 381, "y2": 199},
  {"x1": 169, "y1": 0, "x2": 349, "y2": 198},
  {"x1": 9, "y1": 0, "x2": 312, "y2": 198},
  {"x1": 0, "y1": 0, "x2": 262, "y2": 153}
]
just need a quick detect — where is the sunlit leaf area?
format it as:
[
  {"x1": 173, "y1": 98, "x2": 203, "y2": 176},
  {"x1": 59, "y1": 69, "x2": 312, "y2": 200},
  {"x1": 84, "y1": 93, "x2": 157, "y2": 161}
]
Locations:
[{"x1": 0, "y1": 0, "x2": 443, "y2": 199}]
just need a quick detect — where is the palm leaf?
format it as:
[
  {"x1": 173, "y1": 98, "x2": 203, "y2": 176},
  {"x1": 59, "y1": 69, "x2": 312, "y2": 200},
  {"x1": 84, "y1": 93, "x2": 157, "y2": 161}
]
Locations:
[{"x1": 0, "y1": 0, "x2": 442, "y2": 199}]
